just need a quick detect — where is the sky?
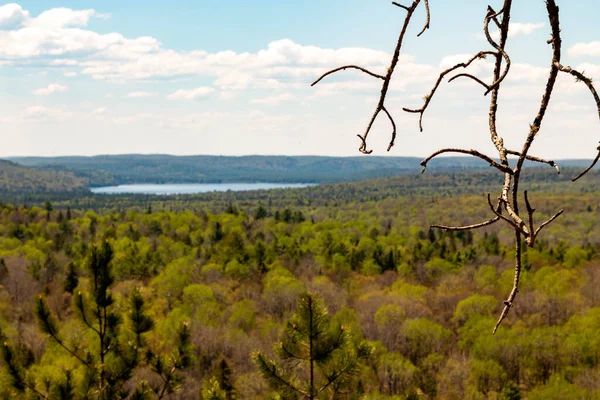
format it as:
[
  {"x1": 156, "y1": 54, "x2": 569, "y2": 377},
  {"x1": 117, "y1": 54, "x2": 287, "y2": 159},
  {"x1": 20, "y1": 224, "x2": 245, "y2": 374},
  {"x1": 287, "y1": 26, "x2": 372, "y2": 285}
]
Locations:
[{"x1": 1, "y1": 0, "x2": 599, "y2": 158}]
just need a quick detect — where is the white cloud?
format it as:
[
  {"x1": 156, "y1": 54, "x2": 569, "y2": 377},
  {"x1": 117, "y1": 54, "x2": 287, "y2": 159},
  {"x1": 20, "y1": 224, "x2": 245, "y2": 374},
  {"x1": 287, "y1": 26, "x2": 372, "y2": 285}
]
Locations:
[
  {"x1": 507, "y1": 22, "x2": 545, "y2": 37},
  {"x1": 550, "y1": 102, "x2": 592, "y2": 112},
  {"x1": 167, "y1": 87, "x2": 215, "y2": 100},
  {"x1": 90, "y1": 107, "x2": 106, "y2": 115},
  {"x1": 32, "y1": 83, "x2": 68, "y2": 95},
  {"x1": 0, "y1": 3, "x2": 29, "y2": 30},
  {"x1": 21, "y1": 106, "x2": 71, "y2": 120},
  {"x1": 219, "y1": 91, "x2": 237, "y2": 100},
  {"x1": 64, "y1": 71, "x2": 78, "y2": 77},
  {"x1": 569, "y1": 42, "x2": 600, "y2": 58},
  {"x1": 33, "y1": 7, "x2": 97, "y2": 28},
  {"x1": 251, "y1": 92, "x2": 296, "y2": 105},
  {"x1": 477, "y1": 22, "x2": 545, "y2": 41},
  {"x1": 126, "y1": 91, "x2": 157, "y2": 98}
]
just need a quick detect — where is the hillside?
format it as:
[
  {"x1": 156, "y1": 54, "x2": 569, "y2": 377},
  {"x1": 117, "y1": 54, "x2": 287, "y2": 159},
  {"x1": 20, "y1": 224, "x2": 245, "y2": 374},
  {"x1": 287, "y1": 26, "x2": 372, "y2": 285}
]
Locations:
[
  {"x1": 0, "y1": 160, "x2": 90, "y2": 194},
  {"x1": 6, "y1": 154, "x2": 505, "y2": 185},
  {"x1": 10, "y1": 154, "x2": 598, "y2": 186}
]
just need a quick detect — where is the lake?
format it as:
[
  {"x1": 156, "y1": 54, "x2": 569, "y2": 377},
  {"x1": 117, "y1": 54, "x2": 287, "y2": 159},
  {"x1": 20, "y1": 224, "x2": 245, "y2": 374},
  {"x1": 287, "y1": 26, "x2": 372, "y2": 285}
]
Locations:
[{"x1": 90, "y1": 183, "x2": 314, "y2": 195}]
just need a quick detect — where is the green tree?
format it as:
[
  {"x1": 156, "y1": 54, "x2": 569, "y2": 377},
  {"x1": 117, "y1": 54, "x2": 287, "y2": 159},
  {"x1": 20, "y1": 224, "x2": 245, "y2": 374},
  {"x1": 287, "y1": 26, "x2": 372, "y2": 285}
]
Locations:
[
  {"x1": 0, "y1": 257, "x2": 7, "y2": 282},
  {"x1": 254, "y1": 293, "x2": 371, "y2": 399},
  {"x1": 64, "y1": 262, "x2": 79, "y2": 294}
]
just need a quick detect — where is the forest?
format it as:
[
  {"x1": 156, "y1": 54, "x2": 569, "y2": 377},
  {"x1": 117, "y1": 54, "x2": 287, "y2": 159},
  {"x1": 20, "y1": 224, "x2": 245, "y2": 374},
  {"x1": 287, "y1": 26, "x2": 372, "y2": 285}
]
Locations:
[
  {"x1": 9, "y1": 155, "x2": 600, "y2": 187},
  {"x1": 1, "y1": 172, "x2": 600, "y2": 399}
]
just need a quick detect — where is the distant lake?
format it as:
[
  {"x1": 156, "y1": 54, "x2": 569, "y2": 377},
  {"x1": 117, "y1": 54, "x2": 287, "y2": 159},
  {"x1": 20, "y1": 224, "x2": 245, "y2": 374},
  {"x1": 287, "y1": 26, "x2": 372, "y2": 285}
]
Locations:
[{"x1": 90, "y1": 183, "x2": 315, "y2": 195}]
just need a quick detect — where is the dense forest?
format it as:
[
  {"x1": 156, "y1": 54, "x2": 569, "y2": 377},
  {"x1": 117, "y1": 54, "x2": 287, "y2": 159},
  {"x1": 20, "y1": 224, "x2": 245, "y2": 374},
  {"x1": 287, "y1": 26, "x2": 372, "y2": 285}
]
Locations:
[
  {"x1": 0, "y1": 161, "x2": 89, "y2": 195},
  {"x1": 9, "y1": 155, "x2": 600, "y2": 187},
  {"x1": 1, "y1": 174, "x2": 600, "y2": 399}
]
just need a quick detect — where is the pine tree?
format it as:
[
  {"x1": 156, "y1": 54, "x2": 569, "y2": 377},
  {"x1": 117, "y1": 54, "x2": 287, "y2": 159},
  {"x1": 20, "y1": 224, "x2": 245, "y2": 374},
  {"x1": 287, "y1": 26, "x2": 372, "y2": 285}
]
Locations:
[
  {"x1": 216, "y1": 359, "x2": 236, "y2": 399},
  {"x1": 254, "y1": 204, "x2": 268, "y2": 220},
  {"x1": 32, "y1": 240, "x2": 157, "y2": 399},
  {"x1": 64, "y1": 262, "x2": 79, "y2": 294},
  {"x1": 0, "y1": 257, "x2": 8, "y2": 282},
  {"x1": 145, "y1": 322, "x2": 192, "y2": 399},
  {"x1": 254, "y1": 293, "x2": 372, "y2": 399}
]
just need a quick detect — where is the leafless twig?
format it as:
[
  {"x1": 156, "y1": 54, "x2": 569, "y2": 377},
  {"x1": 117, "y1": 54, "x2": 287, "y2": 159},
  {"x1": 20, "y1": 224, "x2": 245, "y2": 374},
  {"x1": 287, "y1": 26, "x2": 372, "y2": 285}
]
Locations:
[{"x1": 313, "y1": 0, "x2": 427, "y2": 153}]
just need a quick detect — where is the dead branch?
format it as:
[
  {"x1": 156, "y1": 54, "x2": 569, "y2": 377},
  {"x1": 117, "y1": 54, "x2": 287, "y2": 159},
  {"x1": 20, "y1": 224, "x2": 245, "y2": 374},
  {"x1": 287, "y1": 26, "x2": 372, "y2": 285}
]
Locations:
[
  {"x1": 417, "y1": 0, "x2": 430, "y2": 37},
  {"x1": 573, "y1": 145, "x2": 600, "y2": 182},
  {"x1": 420, "y1": 148, "x2": 513, "y2": 174},
  {"x1": 506, "y1": 150, "x2": 560, "y2": 174},
  {"x1": 553, "y1": 64, "x2": 600, "y2": 181},
  {"x1": 448, "y1": 73, "x2": 491, "y2": 90},
  {"x1": 313, "y1": 0, "x2": 424, "y2": 153},
  {"x1": 313, "y1": 0, "x2": 593, "y2": 335},
  {"x1": 494, "y1": 230, "x2": 522, "y2": 335},
  {"x1": 311, "y1": 66, "x2": 385, "y2": 87},
  {"x1": 487, "y1": 194, "x2": 528, "y2": 236},
  {"x1": 483, "y1": 6, "x2": 512, "y2": 95},
  {"x1": 431, "y1": 217, "x2": 499, "y2": 231},
  {"x1": 403, "y1": 51, "x2": 496, "y2": 132}
]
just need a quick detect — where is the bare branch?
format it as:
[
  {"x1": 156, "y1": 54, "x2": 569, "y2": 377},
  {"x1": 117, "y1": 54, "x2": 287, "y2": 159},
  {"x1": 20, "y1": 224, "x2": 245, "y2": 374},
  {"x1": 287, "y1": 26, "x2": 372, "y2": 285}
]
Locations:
[
  {"x1": 448, "y1": 73, "x2": 491, "y2": 90},
  {"x1": 391, "y1": 2, "x2": 411, "y2": 12},
  {"x1": 315, "y1": 0, "x2": 426, "y2": 153},
  {"x1": 381, "y1": 106, "x2": 397, "y2": 151},
  {"x1": 431, "y1": 217, "x2": 500, "y2": 231},
  {"x1": 417, "y1": 0, "x2": 430, "y2": 37},
  {"x1": 534, "y1": 209, "x2": 564, "y2": 238},
  {"x1": 554, "y1": 64, "x2": 600, "y2": 181},
  {"x1": 524, "y1": 190, "x2": 536, "y2": 245},
  {"x1": 494, "y1": 230, "x2": 522, "y2": 335},
  {"x1": 483, "y1": 6, "x2": 512, "y2": 95},
  {"x1": 404, "y1": 51, "x2": 495, "y2": 131},
  {"x1": 420, "y1": 148, "x2": 513, "y2": 175},
  {"x1": 506, "y1": 150, "x2": 560, "y2": 173},
  {"x1": 573, "y1": 145, "x2": 600, "y2": 182},
  {"x1": 487, "y1": 194, "x2": 528, "y2": 235},
  {"x1": 311, "y1": 66, "x2": 385, "y2": 87}
]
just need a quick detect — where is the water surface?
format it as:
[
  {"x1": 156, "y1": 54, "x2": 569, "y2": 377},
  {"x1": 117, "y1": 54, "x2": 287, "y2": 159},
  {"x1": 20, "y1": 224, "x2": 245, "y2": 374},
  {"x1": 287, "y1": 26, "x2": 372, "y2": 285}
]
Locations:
[{"x1": 91, "y1": 183, "x2": 314, "y2": 195}]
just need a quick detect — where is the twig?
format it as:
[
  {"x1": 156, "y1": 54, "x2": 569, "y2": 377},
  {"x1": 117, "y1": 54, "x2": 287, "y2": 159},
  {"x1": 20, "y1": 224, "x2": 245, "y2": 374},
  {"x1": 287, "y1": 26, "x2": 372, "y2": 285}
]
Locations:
[
  {"x1": 494, "y1": 230, "x2": 522, "y2": 335},
  {"x1": 431, "y1": 217, "x2": 500, "y2": 231},
  {"x1": 506, "y1": 150, "x2": 560, "y2": 173},
  {"x1": 483, "y1": 6, "x2": 512, "y2": 95},
  {"x1": 448, "y1": 73, "x2": 491, "y2": 90},
  {"x1": 420, "y1": 148, "x2": 513, "y2": 174},
  {"x1": 404, "y1": 51, "x2": 495, "y2": 131},
  {"x1": 417, "y1": 0, "x2": 430, "y2": 37},
  {"x1": 314, "y1": 0, "x2": 424, "y2": 153},
  {"x1": 573, "y1": 145, "x2": 600, "y2": 182},
  {"x1": 311, "y1": 66, "x2": 385, "y2": 87},
  {"x1": 534, "y1": 209, "x2": 564, "y2": 238},
  {"x1": 487, "y1": 194, "x2": 528, "y2": 235},
  {"x1": 554, "y1": 64, "x2": 600, "y2": 181},
  {"x1": 392, "y1": 2, "x2": 411, "y2": 12}
]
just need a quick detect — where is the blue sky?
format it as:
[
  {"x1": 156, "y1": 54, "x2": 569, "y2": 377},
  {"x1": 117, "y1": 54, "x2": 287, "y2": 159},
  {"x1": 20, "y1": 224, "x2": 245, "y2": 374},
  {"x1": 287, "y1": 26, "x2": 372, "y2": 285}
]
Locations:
[{"x1": 1, "y1": 1, "x2": 599, "y2": 158}]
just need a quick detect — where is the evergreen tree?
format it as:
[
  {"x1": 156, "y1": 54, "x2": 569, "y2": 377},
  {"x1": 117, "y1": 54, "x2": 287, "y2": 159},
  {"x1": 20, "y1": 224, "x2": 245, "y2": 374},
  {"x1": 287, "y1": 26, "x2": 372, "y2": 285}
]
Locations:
[
  {"x1": 145, "y1": 322, "x2": 192, "y2": 399},
  {"x1": 0, "y1": 257, "x2": 8, "y2": 282},
  {"x1": 216, "y1": 359, "x2": 236, "y2": 399},
  {"x1": 254, "y1": 293, "x2": 372, "y2": 399},
  {"x1": 30, "y1": 239, "x2": 174, "y2": 399},
  {"x1": 64, "y1": 262, "x2": 79, "y2": 294},
  {"x1": 254, "y1": 204, "x2": 268, "y2": 220}
]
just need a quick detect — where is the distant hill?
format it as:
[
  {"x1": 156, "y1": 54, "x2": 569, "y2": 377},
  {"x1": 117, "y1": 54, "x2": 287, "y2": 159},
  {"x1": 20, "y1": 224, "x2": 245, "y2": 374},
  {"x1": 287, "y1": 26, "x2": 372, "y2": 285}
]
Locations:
[
  {"x1": 0, "y1": 160, "x2": 90, "y2": 194},
  {"x1": 7, "y1": 154, "x2": 598, "y2": 187},
  {"x1": 3, "y1": 154, "x2": 539, "y2": 186}
]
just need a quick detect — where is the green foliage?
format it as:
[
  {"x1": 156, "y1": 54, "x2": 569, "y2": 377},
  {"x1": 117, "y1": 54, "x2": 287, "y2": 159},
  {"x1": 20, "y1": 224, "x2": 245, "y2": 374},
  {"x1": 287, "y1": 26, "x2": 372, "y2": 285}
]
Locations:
[
  {"x1": 0, "y1": 184, "x2": 599, "y2": 398},
  {"x1": 254, "y1": 293, "x2": 372, "y2": 399}
]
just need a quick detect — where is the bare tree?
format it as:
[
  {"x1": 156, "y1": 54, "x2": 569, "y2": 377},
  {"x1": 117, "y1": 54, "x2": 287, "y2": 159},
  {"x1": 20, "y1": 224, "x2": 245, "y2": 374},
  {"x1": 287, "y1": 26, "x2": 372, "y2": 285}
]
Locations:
[{"x1": 313, "y1": 0, "x2": 600, "y2": 334}]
